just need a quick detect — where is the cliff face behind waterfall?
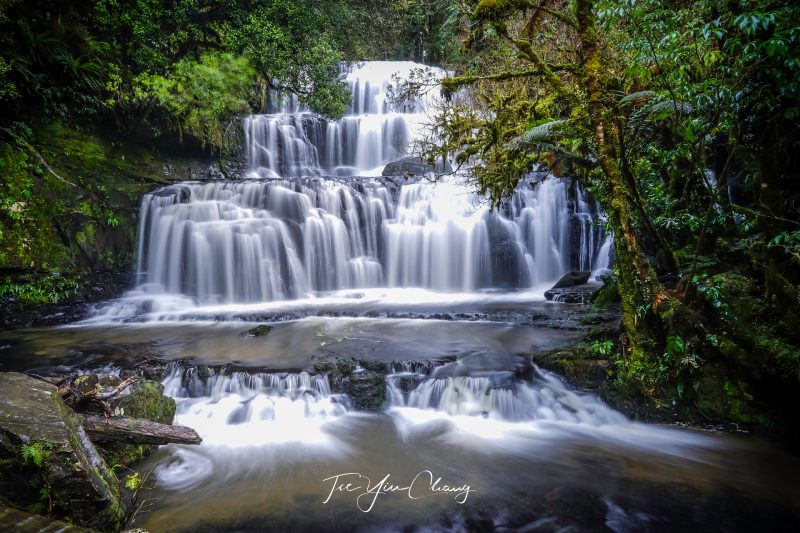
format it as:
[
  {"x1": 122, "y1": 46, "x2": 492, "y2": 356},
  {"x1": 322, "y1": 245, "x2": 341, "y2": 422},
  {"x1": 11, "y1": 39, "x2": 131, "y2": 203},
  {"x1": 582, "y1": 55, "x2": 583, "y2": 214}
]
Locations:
[{"x1": 0, "y1": 124, "x2": 228, "y2": 330}]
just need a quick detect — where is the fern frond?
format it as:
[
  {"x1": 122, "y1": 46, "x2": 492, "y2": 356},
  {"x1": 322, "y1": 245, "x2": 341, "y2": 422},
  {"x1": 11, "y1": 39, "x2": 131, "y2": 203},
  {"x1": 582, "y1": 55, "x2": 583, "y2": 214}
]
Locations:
[
  {"x1": 514, "y1": 119, "x2": 566, "y2": 146},
  {"x1": 619, "y1": 90, "x2": 656, "y2": 107}
]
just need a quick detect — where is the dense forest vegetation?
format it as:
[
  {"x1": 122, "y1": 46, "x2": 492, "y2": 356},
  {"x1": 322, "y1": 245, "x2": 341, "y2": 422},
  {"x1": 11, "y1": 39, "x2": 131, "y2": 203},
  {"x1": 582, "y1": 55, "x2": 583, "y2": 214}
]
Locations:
[{"x1": 2, "y1": 0, "x2": 799, "y2": 433}]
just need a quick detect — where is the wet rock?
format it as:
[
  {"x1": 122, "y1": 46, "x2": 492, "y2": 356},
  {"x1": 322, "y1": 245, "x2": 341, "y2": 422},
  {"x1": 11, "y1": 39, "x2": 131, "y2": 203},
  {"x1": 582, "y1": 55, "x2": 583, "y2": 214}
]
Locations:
[
  {"x1": 545, "y1": 282, "x2": 602, "y2": 304},
  {"x1": 381, "y1": 156, "x2": 451, "y2": 177},
  {"x1": 116, "y1": 380, "x2": 176, "y2": 424},
  {"x1": 71, "y1": 375, "x2": 176, "y2": 424},
  {"x1": 0, "y1": 372, "x2": 124, "y2": 530},
  {"x1": 247, "y1": 324, "x2": 272, "y2": 337},
  {"x1": 532, "y1": 349, "x2": 609, "y2": 390},
  {"x1": 552, "y1": 270, "x2": 591, "y2": 289},
  {"x1": 342, "y1": 372, "x2": 387, "y2": 411},
  {"x1": 0, "y1": 504, "x2": 94, "y2": 532},
  {"x1": 71, "y1": 374, "x2": 177, "y2": 467}
]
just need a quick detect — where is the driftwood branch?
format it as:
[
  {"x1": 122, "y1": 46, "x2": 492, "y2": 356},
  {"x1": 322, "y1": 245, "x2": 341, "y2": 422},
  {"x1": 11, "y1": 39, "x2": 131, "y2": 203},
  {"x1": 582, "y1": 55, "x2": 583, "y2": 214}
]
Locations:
[
  {"x1": 59, "y1": 376, "x2": 138, "y2": 416},
  {"x1": 82, "y1": 415, "x2": 202, "y2": 445},
  {"x1": 93, "y1": 377, "x2": 137, "y2": 401}
]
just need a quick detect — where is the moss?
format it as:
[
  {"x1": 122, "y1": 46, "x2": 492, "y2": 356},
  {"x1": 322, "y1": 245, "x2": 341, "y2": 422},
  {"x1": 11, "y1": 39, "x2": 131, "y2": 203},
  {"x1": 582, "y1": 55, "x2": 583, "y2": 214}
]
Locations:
[
  {"x1": 591, "y1": 279, "x2": 620, "y2": 309},
  {"x1": 343, "y1": 373, "x2": 386, "y2": 411},
  {"x1": 1, "y1": 120, "x2": 214, "y2": 313},
  {"x1": 102, "y1": 443, "x2": 151, "y2": 469},
  {"x1": 247, "y1": 324, "x2": 272, "y2": 336},
  {"x1": 532, "y1": 348, "x2": 609, "y2": 390},
  {"x1": 116, "y1": 380, "x2": 176, "y2": 424},
  {"x1": 717, "y1": 337, "x2": 748, "y2": 365}
]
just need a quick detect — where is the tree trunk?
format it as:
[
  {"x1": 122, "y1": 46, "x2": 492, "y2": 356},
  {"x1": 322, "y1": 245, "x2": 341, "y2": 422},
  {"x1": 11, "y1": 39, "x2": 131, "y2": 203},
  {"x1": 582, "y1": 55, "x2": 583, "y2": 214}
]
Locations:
[
  {"x1": 82, "y1": 415, "x2": 202, "y2": 445},
  {"x1": 575, "y1": 0, "x2": 666, "y2": 371}
]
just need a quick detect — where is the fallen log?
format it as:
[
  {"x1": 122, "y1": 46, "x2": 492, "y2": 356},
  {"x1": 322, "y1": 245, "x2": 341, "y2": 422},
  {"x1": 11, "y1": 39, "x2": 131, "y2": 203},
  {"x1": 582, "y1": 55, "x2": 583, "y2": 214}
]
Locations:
[{"x1": 82, "y1": 415, "x2": 202, "y2": 445}]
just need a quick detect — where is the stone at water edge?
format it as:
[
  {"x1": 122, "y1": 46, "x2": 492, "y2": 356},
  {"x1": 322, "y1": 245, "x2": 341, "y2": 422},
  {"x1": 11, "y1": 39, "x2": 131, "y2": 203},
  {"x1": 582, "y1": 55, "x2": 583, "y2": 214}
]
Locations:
[
  {"x1": 544, "y1": 283, "x2": 603, "y2": 304},
  {"x1": 381, "y1": 156, "x2": 452, "y2": 177},
  {"x1": 0, "y1": 372, "x2": 125, "y2": 531},
  {"x1": 552, "y1": 270, "x2": 592, "y2": 289},
  {"x1": 247, "y1": 324, "x2": 272, "y2": 337}
]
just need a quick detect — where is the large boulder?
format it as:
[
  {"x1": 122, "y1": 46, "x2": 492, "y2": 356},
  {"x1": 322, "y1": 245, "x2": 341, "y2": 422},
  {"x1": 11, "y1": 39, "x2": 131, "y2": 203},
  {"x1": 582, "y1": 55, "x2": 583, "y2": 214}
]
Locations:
[
  {"x1": 342, "y1": 372, "x2": 387, "y2": 411},
  {"x1": 381, "y1": 156, "x2": 451, "y2": 177},
  {"x1": 0, "y1": 373, "x2": 125, "y2": 531},
  {"x1": 0, "y1": 504, "x2": 94, "y2": 532},
  {"x1": 552, "y1": 270, "x2": 591, "y2": 289}
]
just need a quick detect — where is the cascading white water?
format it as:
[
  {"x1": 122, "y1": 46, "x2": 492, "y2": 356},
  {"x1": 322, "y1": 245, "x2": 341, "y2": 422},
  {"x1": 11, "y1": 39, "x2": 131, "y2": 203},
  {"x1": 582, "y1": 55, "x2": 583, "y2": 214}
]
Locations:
[
  {"x1": 98, "y1": 61, "x2": 613, "y2": 318},
  {"x1": 126, "y1": 176, "x2": 606, "y2": 307},
  {"x1": 161, "y1": 366, "x2": 350, "y2": 447},
  {"x1": 245, "y1": 61, "x2": 438, "y2": 179},
  {"x1": 386, "y1": 368, "x2": 626, "y2": 425}
]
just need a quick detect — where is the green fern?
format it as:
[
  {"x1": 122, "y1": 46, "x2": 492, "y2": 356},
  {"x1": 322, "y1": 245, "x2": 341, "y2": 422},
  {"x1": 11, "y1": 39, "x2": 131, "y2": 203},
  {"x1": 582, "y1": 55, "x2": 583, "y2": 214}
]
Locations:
[
  {"x1": 626, "y1": 99, "x2": 692, "y2": 145},
  {"x1": 514, "y1": 119, "x2": 566, "y2": 146},
  {"x1": 618, "y1": 90, "x2": 656, "y2": 107},
  {"x1": 20, "y1": 441, "x2": 52, "y2": 468}
]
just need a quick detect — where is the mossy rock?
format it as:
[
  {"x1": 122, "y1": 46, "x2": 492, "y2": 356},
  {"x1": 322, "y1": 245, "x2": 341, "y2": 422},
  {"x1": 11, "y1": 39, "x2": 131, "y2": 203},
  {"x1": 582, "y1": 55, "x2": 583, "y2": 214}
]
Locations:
[
  {"x1": 693, "y1": 365, "x2": 757, "y2": 424},
  {"x1": 591, "y1": 279, "x2": 620, "y2": 308},
  {"x1": 532, "y1": 348, "x2": 609, "y2": 390},
  {"x1": 342, "y1": 372, "x2": 386, "y2": 411},
  {"x1": 313, "y1": 359, "x2": 357, "y2": 384},
  {"x1": 0, "y1": 372, "x2": 125, "y2": 530},
  {"x1": 116, "y1": 380, "x2": 176, "y2": 425},
  {"x1": 247, "y1": 324, "x2": 272, "y2": 336}
]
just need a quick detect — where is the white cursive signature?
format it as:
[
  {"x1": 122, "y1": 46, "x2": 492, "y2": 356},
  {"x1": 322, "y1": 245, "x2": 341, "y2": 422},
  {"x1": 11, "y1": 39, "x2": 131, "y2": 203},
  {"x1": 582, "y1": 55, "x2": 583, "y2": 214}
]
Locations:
[{"x1": 321, "y1": 471, "x2": 475, "y2": 512}]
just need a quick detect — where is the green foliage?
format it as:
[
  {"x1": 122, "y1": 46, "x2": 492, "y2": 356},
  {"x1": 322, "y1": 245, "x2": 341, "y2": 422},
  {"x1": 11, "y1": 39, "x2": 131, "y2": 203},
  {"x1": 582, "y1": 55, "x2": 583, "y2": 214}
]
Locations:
[
  {"x1": 768, "y1": 230, "x2": 800, "y2": 264},
  {"x1": 590, "y1": 339, "x2": 614, "y2": 357},
  {"x1": 20, "y1": 441, "x2": 53, "y2": 468},
  {"x1": 141, "y1": 52, "x2": 255, "y2": 148},
  {"x1": 0, "y1": 273, "x2": 82, "y2": 304},
  {"x1": 1, "y1": 0, "x2": 407, "y2": 147},
  {"x1": 390, "y1": 0, "x2": 463, "y2": 64},
  {"x1": 124, "y1": 471, "x2": 141, "y2": 491}
]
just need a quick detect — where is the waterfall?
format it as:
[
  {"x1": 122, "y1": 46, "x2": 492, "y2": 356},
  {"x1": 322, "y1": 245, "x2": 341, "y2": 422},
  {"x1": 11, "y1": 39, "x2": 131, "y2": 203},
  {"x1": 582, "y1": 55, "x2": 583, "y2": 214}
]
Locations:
[
  {"x1": 246, "y1": 61, "x2": 436, "y2": 179},
  {"x1": 386, "y1": 368, "x2": 626, "y2": 425},
  {"x1": 99, "y1": 61, "x2": 612, "y2": 318},
  {"x1": 128, "y1": 176, "x2": 607, "y2": 306},
  {"x1": 161, "y1": 366, "x2": 350, "y2": 447}
]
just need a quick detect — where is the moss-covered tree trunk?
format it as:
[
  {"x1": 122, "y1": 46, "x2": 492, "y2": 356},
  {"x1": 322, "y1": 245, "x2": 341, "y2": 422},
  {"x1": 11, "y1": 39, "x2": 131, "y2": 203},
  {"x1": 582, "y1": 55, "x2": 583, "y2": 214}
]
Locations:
[{"x1": 575, "y1": 0, "x2": 667, "y2": 370}]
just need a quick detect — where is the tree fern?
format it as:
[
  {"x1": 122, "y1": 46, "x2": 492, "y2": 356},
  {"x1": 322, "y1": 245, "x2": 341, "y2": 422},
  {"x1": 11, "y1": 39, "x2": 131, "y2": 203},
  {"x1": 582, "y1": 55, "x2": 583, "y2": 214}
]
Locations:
[
  {"x1": 626, "y1": 98, "x2": 692, "y2": 146},
  {"x1": 619, "y1": 90, "x2": 656, "y2": 107},
  {"x1": 510, "y1": 119, "x2": 566, "y2": 147}
]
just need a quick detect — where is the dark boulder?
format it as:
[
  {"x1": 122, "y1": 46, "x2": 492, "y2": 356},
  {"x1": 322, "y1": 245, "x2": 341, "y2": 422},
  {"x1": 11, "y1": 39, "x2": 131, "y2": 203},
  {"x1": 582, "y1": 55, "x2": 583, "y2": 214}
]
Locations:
[
  {"x1": 342, "y1": 372, "x2": 387, "y2": 411},
  {"x1": 381, "y1": 156, "x2": 451, "y2": 177},
  {"x1": 552, "y1": 270, "x2": 591, "y2": 289}
]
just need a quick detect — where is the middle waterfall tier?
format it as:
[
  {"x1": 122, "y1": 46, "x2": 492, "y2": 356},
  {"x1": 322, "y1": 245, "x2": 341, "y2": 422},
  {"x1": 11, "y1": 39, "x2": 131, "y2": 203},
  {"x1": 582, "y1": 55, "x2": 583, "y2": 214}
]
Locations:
[{"x1": 134, "y1": 177, "x2": 607, "y2": 304}]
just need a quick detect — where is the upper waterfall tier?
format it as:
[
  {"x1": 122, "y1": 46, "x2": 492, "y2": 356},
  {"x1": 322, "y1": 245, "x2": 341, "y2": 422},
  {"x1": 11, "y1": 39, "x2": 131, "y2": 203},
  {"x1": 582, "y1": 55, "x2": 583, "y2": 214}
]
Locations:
[{"x1": 245, "y1": 61, "x2": 443, "y2": 179}]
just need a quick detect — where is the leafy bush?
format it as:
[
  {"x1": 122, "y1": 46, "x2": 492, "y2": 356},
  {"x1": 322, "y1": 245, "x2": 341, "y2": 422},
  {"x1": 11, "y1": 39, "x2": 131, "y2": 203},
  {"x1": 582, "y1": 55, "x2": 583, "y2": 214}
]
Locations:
[{"x1": 141, "y1": 52, "x2": 255, "y2": 148}]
